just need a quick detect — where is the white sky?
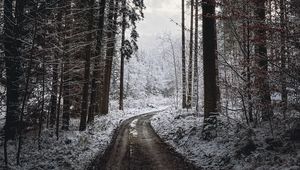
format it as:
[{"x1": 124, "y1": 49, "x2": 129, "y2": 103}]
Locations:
[{"x1": 137, "y1": 0, "x2": 182, "y2": 52}]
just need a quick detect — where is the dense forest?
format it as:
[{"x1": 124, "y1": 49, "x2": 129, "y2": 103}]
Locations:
[{"x1": 0, "y1": 0, "x2": 299, "y2": 169}]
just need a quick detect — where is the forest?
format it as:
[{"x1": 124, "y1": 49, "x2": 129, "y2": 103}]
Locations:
[{"x1": 0, "y1": 0, "x2": 299, "y2": 169}]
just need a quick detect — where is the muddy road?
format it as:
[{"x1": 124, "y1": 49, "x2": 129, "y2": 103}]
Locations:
[{"x1": 88, "y1": 112, "x2": 198, "y2": 170}]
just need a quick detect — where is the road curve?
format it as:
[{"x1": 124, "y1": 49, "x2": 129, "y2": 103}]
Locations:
[{"x1": 88, "y1": 112, "x2": 199, "y2": 170}]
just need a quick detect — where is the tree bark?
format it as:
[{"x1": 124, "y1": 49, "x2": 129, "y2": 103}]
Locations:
[
  {"x1": 119, "y1": 0, "x2": 127, "y2": 111},
  {"x1": 202, "y1": 0, "x2": 218, "y2": 116},
  {"x1": 202, "y1": 0, "x2": 219, "y2": 140},
  {"x1": 62, "y1": 0, "x2": 72, "y2": 130},
  {"x1": 280, "y1": 0, "x2": 287, "y2": 118},
  {"x1": 3, "y1": 0, "x2": 25, "y2": 142},
  {"x1": 100, "y1": 0, "x2": 119, "y2": 115},
  {"x1": 194, "y1": 0, "x2": 199, "y2": 111},
  {"x1": 80, "y1": 0, "x2": 95, "y2": 131},
  {"x1": 187, "y1": 0, "x2": 194, "y2": 109},
  {"x1": 253, "y1": 0, "x2": 273, "y2": 121},
  {"x1": 181, "y1": 0, "x2": 187, "y2": 109},
  {"x1": 89, "y1": 0, "x2": 107, "y2": 119}
]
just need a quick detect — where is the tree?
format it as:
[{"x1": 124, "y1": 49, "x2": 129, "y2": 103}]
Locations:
[
  {"x1": 253, "y1": 0, "x2": 273, "y2": 121},
  {"x1": 194, "y1": 0, "x2": 199, "y2": 111},
  {"x1": 202, "y1": 0, "x2": 219, "y2": 139},
  {"x1": 89, "y1": 0, "x2": 107, "y2": 121},
  {"x1": 187, "y1": 0, "x2": 194, "y2": 109},
  {"x1": 181, "y1": 0, "x2": 187, "y2": 109},
  {"x1": 99, "y1": 0, "x2": 119, "y2": 115},
  {"x1": 79, "y1": 0, "x2": 95, "y2": 131},
  {"x1": 119, "y1": 0, "x2": 127, "y2": 111}
]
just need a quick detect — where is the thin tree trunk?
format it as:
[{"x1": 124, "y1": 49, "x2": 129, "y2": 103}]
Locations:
[
  {"x1": 38, "y1": 55, "x2": 45, "y2": 149},
  {"x1": 56, "y1": 61, "x2": 64, "y2": 140},
  {"x1": 119, "y1": 0, "x2": 127, "y2": 111},
  {"x1": 194, "y1": 0, "x2": 199, "y2": 111},
  {"x1": 181, "y1": 0, "x2": 187, "y2": 109},
  {"x1": 62, "y1": 0, "x2": 72, "y2": 130},
  {"x1": 50, "y1": 61, "x2": 58, "y2": 127},
  {"x1": 187, "y1": 0, "x2": 194, "y2": 109},
  {"x1": 280, "y1": 0, "x2": 287, "y2": 118}
]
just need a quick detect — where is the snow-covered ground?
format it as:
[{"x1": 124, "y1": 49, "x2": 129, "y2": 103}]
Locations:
[
  {"x1": 0, "y1": 96, "x2": 172, "y2": 170},
  {"x1": 151, "y1": 108, "x2": 300, "y2": 170}
]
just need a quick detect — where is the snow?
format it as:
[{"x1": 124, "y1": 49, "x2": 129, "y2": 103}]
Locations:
[
  {"x1": 0, "y1": 96, "x2": 172, "y2": 169},
  {"x1": 151, "y1": 108, "x2": 300, "y2": 170}
]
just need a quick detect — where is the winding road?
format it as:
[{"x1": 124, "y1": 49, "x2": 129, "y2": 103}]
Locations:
[{"x1": 88, "y1": 112, "x2": 198, "y2": 170}]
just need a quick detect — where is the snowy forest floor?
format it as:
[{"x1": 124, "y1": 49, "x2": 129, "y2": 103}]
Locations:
[
  {"x1": 151, "y1": 108, "x2": 300, "y2": 170},
  {"x1": 0, "y1": 96, "x2": 171, "y2": 170}
]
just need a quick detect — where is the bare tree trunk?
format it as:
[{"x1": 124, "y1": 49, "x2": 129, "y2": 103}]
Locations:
[
  {"x1": 242, "y1": 1, "x2": 253, "y2": 123},
  {"x1": 80, "y1": 0, "x2": 95, "y2": 131},
  {"x1": 54, "y1": 0, "x2": 64, "y2": 139},
  {"x1": 4, "y1": 0, "x2": 25, "y2": 164},
  {"x1": 181, "y1": 0, "x2": 187, "y2": 109},
  {"x1": 202, "y1": 0, "x2": 219, "y2": 139},
  {"x1": 3, "y1": 0, "x2": 24, "y2": 142},
  {"x1": 50, "y1": 61, "x2": 58, "y2": 127},
  {"x1": 119, "y1": 0, "x2": 127, "y2": 111},
  {"x1": 194, "y1": 0, "x2": 199, "y2": 111},
  {"x1": 254, "y1": 0, "x2": 273, "y2": 121},
  {"x1": 100, "y1": 0, "x2": 119, "y2": 115},
  {"x1": 168, "y1": 36, "x2": 179, "y2": 109},
  {"x1": 89, "y1": 0, "x2": 107, "y2": 119},
  {"x1": 280, "y1": 0, "x2": 287, "y2": 118},
  {"x1": 56, "y1": 61, "x2": 64, "y2": 140},
  {"x1": 187, "y1": 0, "x2": 194, "y2": 109},
  {"x1": 62, "y1": 0, "x2": 72, "y2": 130}
]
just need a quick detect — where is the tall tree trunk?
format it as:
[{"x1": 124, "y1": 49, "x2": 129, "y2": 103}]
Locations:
[
  {"x1": 89, "y1": 0, "x2": 107, "y2": 119},
  {"x1": 119, "y1": 0, "x2": 127, "y2": 111},
  {"x1": 280, "y1": 0, "x2": 287, "y2": 118},
  {"x1": 80, "y1": 0, "x2": 95, "y2": 131},
  {"x1": 254, "y1": 0, "x2": 273, "y2": 121},
  {"x1": 3, "y1": 0, "x2": 25, "y2": 142},
  {"x1": 187, "y1": 0, "x2": 194, "y2": 109},
  {"x1": 62, "y1": 0, "x2": 72, "y2": 130},
  {"x1": 202, "y1": 0, "x2": 219, "y2": 139},
  {"x1": 242, "y1": 1, "x2": 253, "y2": 122},
  {"x1": 50, "y1": 62, "x2": 58, "y2": 127},
  {"x1": 49, "y1": 0, "x2": 59, "y2": 127},
  {"x1": 194, "y1": 0, "x2": 199, "y2": 111},
  {"x1": 181, "y1": 0, "x2": 187, "y2": 109},
  {"x1": 56, "y1": 0, "x2": 64, "y2": 137},
  {"x1": 100, "y1": 0, "x2": 118, "y2": 115}
]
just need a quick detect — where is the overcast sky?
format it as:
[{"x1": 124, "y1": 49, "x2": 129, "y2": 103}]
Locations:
[{"x1": 136, "y1": 0, "x2": 182, "y2": 52}]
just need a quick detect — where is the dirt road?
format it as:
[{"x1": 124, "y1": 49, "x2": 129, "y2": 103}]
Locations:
[{"x1": 88, "y1": 112, "x2": 198, "y2": 170}]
